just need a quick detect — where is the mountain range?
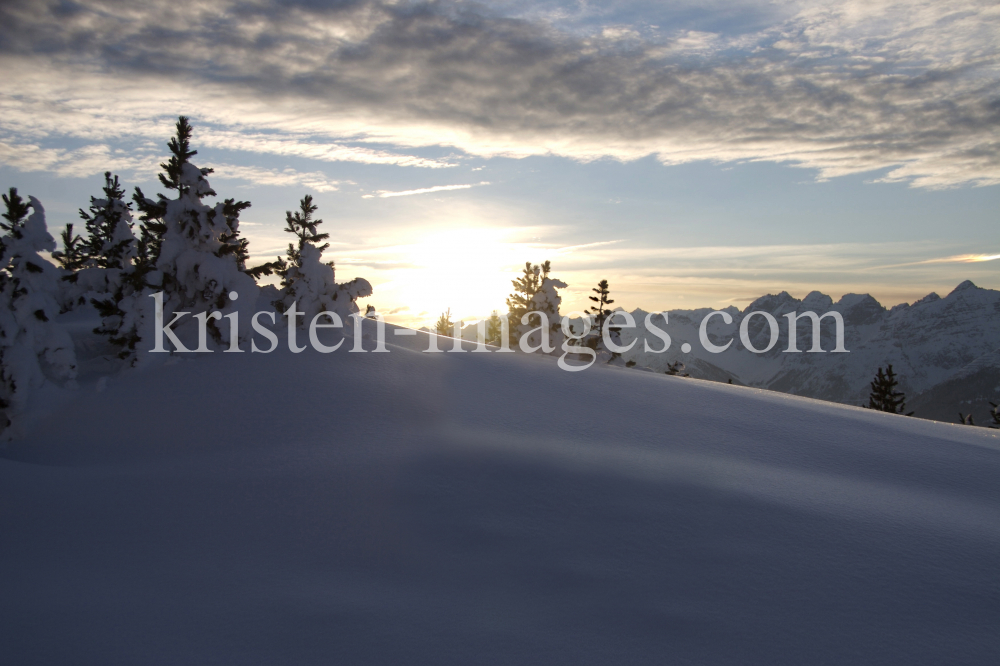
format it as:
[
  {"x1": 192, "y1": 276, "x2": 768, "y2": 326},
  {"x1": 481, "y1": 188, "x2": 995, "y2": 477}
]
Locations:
[{"x1": 618, "y1": 280, "x2": 1000, "y2": 424}]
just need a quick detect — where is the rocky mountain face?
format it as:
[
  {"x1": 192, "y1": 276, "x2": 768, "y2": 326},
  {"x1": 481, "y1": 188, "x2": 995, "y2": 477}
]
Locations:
[{"x1": 619, "y1": 280, "x2": 1000, "y2": 424}]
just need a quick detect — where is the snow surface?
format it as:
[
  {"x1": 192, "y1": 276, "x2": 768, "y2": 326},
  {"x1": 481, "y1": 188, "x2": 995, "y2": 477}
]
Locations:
[{"x1": 2, "y1": 322, "x2": 1000, "y2": 665}]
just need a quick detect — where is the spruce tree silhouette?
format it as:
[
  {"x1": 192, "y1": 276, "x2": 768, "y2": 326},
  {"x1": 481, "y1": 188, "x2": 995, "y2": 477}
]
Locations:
[
  {"x1": 588, "y1": 279, "x2": 614, "y2": 333},
  {"x1": 864, "y1": 365, "x2": 913, "y2": 415}
]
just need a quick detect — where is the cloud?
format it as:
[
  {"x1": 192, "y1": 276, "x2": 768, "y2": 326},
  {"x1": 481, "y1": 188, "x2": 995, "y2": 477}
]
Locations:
[
  {"x1": 0, "y1": 140, "x2": 159, "y2": 178},
  {"x1": 920, "y1": 253, "x2": 1000, "y2": 264},
  {"x1": 550, "y1": 239, "x2": 626, "y2": 253},
  {"x1": 210, "y1": 164, "x2": 342, "y2": 192},
  {"x1": 196, "y1": 131, "x2": 456, "y2": 169},
  {"x1": 366, "y1": 181, "x2": 490, "y2": 198},
  {"x1": 881, "y1": 252, "x2": 1000, "y2": 267},
  {"x1": 0, "y1": 0, "x2": 998, "y2": 187}
]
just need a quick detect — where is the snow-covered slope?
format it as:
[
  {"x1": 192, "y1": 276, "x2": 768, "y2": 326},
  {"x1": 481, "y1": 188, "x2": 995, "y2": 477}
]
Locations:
[
  {"x1": 620, "y1": 280, "x2": 1000, "y2": 419},
  {"x1": 2, "y1": 325, "x2": 999, "y2": 665}
]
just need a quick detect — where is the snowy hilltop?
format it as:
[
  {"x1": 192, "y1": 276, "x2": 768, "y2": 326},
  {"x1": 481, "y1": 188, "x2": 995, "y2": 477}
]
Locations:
[{"x1": 618, "y1": 280, "x2": 1000, "y2": 423}]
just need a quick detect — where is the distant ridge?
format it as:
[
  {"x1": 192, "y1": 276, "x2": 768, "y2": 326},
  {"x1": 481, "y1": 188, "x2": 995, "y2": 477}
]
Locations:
[{"x1": 619, "y1": 281, "x2": 1000, "y2": 424}]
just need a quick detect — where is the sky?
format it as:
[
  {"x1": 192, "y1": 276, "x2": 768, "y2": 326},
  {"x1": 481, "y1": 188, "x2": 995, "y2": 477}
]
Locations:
[{"x1": 1, "y1": 0, "x2": 997, "y2": 327}]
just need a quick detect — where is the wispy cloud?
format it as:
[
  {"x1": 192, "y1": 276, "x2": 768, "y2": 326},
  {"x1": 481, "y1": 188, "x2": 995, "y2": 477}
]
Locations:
[
  {"x1": 881, "y1": 252, "x2": 1000, "y2": 268},
  {"x1": 551, "y1": 240, "x2": 626, "y2": 254},
  {"x1": 210, "y1": 164, "x2": 342, "y2": 192},
  {"x1": 0, "y1": 141, "x2": 159, "y2": 178},
  {"x1": 364, "y1": 182, "x2": 490, "y2": 198},
  {"x1": 198, "y1": 131, "x2": 456, "y2": 169},
  {"x1": 921, "y1": 253, "x2": 1000, "y2": 264}
]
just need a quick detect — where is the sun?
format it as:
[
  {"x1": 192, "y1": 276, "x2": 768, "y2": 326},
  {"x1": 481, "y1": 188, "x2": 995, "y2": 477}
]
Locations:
[{"x1": 377, "y1": 227, "x2": 527, "y2": 325}]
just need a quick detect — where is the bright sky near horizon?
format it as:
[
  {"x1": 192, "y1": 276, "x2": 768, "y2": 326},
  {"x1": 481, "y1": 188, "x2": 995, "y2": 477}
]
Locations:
[{"x1": 1, "y1": 0, "x2": 997, "y2": 326}]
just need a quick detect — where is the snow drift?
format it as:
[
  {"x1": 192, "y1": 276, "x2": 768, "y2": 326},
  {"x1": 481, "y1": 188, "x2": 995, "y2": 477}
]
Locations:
[{"x1": 1, "y1": 322, "x2": 999, "y2": 665}]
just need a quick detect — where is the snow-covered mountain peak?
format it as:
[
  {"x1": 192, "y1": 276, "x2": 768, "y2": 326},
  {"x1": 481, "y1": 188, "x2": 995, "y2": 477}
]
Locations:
[
  {"x1": 949, "y1": 279, "x2": 980, "y2": 295},
  {"x1": 801, "y1": 290, "x2": 833, "y2": 310},
  {"x1": 744, "y1": 290, "x2": 798, "y2": 314}
]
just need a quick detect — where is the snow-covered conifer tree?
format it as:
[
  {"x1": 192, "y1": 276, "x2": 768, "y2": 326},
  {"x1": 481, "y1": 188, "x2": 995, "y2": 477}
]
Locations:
[
  {"x1": 78, "y1": 172, "x2": 137, "y2": 271},
  {"x1": 274, "y1": 195, "x2": 372, "y2": 326},
  {"x1": 665, "y1": 361, "x2": 689, "y2": 377},
  {"x1": 506, "y1": 260, "x2": 566, "y2": 351},
  {"x1": 50, "y1": 172, "x2": 153, "y2": 365},
  {"x1": 0, "y1": 189, "x2": 77, "y2": 433},
  {"x1": 84, "y1": 175, "x2": 150, "y2": 364},
  {"x1": 133, "y1": 117, "x2": 258, "y2": 347},
  {"x1": 55, "y1": 172, "x2": 137, "y2": 299}
]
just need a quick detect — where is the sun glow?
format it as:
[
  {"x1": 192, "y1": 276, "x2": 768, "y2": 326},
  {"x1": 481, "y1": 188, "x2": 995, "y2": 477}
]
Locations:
[{"x1": 372, "y1": 228, "x2": 533, "y2": 326}]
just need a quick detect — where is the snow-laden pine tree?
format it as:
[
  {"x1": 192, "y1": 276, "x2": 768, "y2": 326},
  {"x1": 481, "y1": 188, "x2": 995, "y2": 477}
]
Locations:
[
  {"x1": 0, "y1": 189, "x2": 77, "y2": 433},
  {"x1": 863, "y1": 365, "x2": 913, "y2": 415},
  {"x1": 78, "y1": 173, "x2": 137, "y2": 270},
  {"x1": 274, "y1": 195, "x2": 372, "y2": 326},
  {"x1": 506, "y1": 260, "x2": 566, "y2": 351},
  {"x1": 133, "y1": 117, "x2": 258, "y2": 347},
  {"x1": 55, "y1": 173, "x2": 136, "y2": 300},
  {"x1": 51, "y1": 172, "x2": 156, "y2": 365},
  {"x1": 83, "y1": 175, "x2": 152, "y2": 364}
]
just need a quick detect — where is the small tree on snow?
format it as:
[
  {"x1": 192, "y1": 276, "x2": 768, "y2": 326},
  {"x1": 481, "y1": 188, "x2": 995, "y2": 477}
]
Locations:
[
  {"x1": 989, "y1": 402, "x2": 999, "y2": 429},
  {"x1": 958, "y1": 412, "x2": 975, "y2": 426},
  {"x1": 863, "y1": 365, "x2": 913, "y2": 415},
  {"x1": 665, "y1": 361, "x2": 689, "y2": 377},
  {"x1": 435, "y1": 308, "x2": 454, "y2": 336},
  {"x1": 273, "y1": 195, "x2": 372, "y2": 326},
  {"x1": 485, "y1": 310, "x2": 504, "y2": 346},
  {"x1": 0, "y1": 189, "x2": 77, "y2": 431},
  {"x1": 588, "y1": 279, "x2": 614, "y2": 333}
]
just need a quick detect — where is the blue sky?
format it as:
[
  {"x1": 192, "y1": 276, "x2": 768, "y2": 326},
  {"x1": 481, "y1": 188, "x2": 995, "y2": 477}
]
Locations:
[{"x1": 1, "y1": 0, "x2": 997, "y2": 325}]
